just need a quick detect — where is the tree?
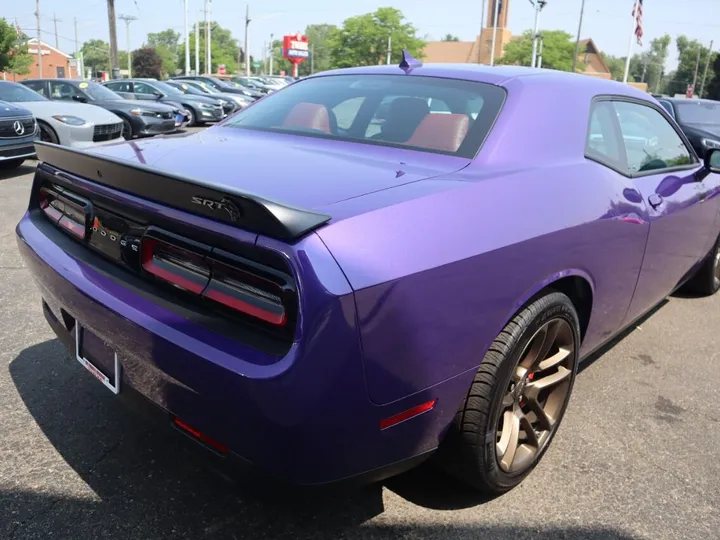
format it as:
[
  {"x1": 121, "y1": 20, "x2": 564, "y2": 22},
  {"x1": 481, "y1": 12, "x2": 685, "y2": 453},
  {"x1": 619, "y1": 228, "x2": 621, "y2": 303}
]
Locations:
[
  {"x1": 625, "y1": 34, "x2": 671, "y2": 92},
  {"x1": 499, "y1": 30, "x2": 578, "y2": 72},
  {"x1": 442, "y1": 34, "x2": 460, "y2": 42},
  {"x1": 132, "y1": 47, "x2": 162, "y2": 79},
  {"x1": 81, "y1": 39, "x2": 110, "y2": 75},
  {"x1": 666, "y1": 36, "x2": 716, "y2": 96},
  {"x1": 0, "y1": 18, "x2": 32, "y2": 75},
  {"x1": 178, "y1": 22, "x2": 239, "y2": 75},
  {"x1": 600, "y1": 52, "x2": 625, "y2": 81},
  {"x1": 148, "y1": 29, "x2": 179, "y2": 76},
  {"x1": 329, "y1": 8, "x2": 425, "y2": 69},
  {"x1": 706, "y1": 54, "x2": 720, "y2": 100}
]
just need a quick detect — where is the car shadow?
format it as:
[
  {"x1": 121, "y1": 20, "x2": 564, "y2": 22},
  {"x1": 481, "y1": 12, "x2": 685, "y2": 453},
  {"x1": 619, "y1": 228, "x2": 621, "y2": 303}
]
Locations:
[
  {"x1": 6, "y1": 338, "x2": 649, "y2": 539},
  {"x1": 0, "y1": 160, "x2": 36, "y2": 181}
]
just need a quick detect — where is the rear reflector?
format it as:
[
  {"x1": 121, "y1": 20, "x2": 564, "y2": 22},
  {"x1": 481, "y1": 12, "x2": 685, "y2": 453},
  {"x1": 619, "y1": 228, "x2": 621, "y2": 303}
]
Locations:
[
  {"x1": 172, "y1": 417, "x2": 229, "y2": 454},
  {"x1": 380, "y1": 399, "x2": 437, "y2": 430}
]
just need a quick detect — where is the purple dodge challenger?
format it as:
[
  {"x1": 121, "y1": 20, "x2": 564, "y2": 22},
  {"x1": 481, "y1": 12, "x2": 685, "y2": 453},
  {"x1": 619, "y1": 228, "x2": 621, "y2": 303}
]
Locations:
[{"x1": 16, "y1": 58, "x2": 720, "y2": 495}]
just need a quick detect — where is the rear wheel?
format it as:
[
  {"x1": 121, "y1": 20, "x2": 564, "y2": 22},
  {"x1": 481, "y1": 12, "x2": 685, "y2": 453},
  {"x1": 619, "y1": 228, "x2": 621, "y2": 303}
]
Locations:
[
  {"x1": 683, "y1": 236, "x2": 720, "y2": 296},
  {"x1": 185, "y1": 107, "x2": 199, "y2": 127},
  {"x1": 0, "y1": 158, "x2": 25, "y2": 170},
  {"x1": 437, "y1": 291, "x2": 580, "y2": 495},
  {"x1": 121, "y1": 118, "x2": 133, "y2": 139}
]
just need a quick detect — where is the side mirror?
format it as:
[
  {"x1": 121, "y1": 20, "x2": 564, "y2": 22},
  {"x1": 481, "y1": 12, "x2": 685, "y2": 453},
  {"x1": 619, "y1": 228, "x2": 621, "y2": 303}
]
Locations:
[
  {"x1": 72, "y1": 95, "x2": 88, "y2": 103},
  {"x1": 153, "y1": 91, "x2": 164, "y2": 98},
  {"x1": 704, "y1": 148, "x2": 720, "y2": 173}
]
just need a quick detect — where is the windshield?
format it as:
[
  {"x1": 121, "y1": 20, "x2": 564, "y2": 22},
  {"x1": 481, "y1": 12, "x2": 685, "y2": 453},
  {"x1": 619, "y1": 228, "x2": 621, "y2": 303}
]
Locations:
[
  {"x1": 222, "y1": 74, "x2": 506, "y2": 158},
  {"x1": 676, "y1": 101, "x2": 720, "y2": 124},
  {"x1": 0, "y1": 82, "x2": 47, "y2": 102},
  {"x1": 194, "y1": 82, "x2": 221, "y2": 94},
  {"x1": 152, "y1": 81, "x2": 183, "y2": 96},
  {"x1": 172, "y1": 82, "x2": 205, "y2": 96},
  {"x1": 84, "y1": 81, "x2": 122, "y2": 100}
]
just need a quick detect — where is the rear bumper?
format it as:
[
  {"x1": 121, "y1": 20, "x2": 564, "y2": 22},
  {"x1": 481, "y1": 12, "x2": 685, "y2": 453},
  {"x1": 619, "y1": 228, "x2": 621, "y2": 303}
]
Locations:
[{"x1": 15, "y1": 211, "x2": 456, "y2": 486}]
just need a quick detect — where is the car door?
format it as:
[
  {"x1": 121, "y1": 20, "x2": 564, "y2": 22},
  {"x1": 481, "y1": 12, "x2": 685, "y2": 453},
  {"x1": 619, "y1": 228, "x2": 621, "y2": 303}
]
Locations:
[
  {"x1": 133, "y1": 81, "x2": 161, "y2": 101},
  {"x1": 612, "y1": 98, "x2": 720, "y2": 323}
]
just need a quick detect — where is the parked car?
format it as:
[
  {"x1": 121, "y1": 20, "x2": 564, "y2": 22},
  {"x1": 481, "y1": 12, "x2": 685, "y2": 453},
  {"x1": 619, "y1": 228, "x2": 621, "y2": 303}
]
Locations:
[
  {"x1": 0, "y1": 100, "x2": 38, "y2": 170},
  {"x1": 233, "y1": 76, "x2": 273, "y2": 94},
  {"x1": 172, "y1": 75, "x2": 264, "y2": 100},
  {"x1": 0, "y1": 81, "x2": 123, "y2": 148},
  {"x1": 103, "y1": 78, "x2": 223, "y2": 126},
  {"x1": 21, "y1": 78, "x2": 180, "y2": 139},
  {"x1": 164, "y1": 80, "x2": 245, "y2": 114},
  {"x1": 16, "y1": 62, "x2": 720, "y2": 495},
  {"x1": 657, "y1": 97, "x2": 720, "y2": 158}
]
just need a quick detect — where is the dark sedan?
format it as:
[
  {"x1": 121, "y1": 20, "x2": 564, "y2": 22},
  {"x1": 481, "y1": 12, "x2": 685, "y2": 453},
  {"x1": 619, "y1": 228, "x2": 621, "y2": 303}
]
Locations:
[
  {"x1": 172, "y1": 75, "x2": 264, "y2": 100},
  {"x1": 657, "y1": 97, "x2": 720, "y2": 158},
  {"x1": 103, "y1": 79, "x2": 224, "y2": 126},
  {"x1": 164, "y1": 81, "x2": 239, "y2": 116},
  {"x1": 21, "y1": 79, "x2": 179, "y2": 139}
]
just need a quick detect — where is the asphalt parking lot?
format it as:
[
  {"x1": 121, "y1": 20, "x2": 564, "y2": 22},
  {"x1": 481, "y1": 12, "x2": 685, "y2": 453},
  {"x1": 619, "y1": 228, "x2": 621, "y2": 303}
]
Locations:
[{"x1": 1, "y1": 151, "x2": 719, "y2": 540}]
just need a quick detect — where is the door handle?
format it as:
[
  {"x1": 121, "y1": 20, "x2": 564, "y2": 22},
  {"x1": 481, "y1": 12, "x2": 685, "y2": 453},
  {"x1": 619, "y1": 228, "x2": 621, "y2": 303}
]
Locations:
[{"x1": 648, "y1": 194, "x2": 663, "y2": 209}]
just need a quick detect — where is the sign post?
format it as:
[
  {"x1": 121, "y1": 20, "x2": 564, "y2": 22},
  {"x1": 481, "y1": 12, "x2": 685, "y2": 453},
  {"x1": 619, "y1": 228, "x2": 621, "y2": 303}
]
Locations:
[
  {"x1": 218, "y1": 64, "x2": 226, "y2": 75},
  {"x1": 282, "y1": 33, "x2": 309, "y2": 78}
]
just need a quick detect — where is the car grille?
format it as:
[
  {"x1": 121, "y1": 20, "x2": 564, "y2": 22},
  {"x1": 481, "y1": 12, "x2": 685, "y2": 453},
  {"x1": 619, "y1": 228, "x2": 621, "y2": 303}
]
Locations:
[
  {"x1": 0, "y1": 116, "x2": 35, "y2": 139},
  {"x1": 158, "y1": 111, "x2": 173, "y2": 120},
  {"x1": 93, "y1": 122, "x2": 122, "y2": 142}
]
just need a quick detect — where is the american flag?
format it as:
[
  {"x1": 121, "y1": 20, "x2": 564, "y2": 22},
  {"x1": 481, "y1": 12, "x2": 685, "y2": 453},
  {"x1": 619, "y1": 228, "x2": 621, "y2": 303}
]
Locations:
[{"x1": 632, "y1": 0, "x2": 644, "y2": 46}]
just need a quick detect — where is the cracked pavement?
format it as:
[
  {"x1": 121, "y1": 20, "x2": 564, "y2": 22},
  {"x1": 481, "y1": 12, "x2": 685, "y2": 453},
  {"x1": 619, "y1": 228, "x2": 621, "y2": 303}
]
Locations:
[{"x1": 1, "y1": 161, "x2": 720, "y2": 540}]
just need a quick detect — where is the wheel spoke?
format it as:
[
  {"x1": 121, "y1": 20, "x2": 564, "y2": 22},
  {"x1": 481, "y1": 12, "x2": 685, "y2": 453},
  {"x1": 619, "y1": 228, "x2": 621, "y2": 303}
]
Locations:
[
  {"x1": 502, "y1": 390, "x2": 515, "y2": 408},
  {"x1": 537, "y1": 347, "x2": 571, "y2": 372},
  {"x1": 521, "y1": 320, "x2": 560, "y2": 370},
  {"x1": 519, "y1": 410, "x2": 539, "y2": 447},
  {"x1": 527, "y1": 365, "x2": 571, "y2": 393},
  {"x1": 524, "y1": 394, "x2": 554, "y2": 431},
  {"x1": 497, "y1": 409, "x2": 521, "y2": 471}
]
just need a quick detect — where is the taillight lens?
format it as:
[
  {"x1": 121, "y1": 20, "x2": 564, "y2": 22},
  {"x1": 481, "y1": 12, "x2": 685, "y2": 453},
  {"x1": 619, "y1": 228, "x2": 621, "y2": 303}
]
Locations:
[
  {"x1": 141, "y1": 237, "x2": 210, "y2": 294},
  {"x1": 203, "y1": 261, "x2": 287, "y2": 326},
  {"x1": 39, "y1": 188, "x2": 89, "y2": 240}
]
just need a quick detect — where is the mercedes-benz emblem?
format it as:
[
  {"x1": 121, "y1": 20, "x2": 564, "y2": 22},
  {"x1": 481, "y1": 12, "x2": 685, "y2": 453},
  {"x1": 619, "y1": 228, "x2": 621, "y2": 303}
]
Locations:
[{"x1": 12, "y1": 120, "x2": 25, "y2": 136}]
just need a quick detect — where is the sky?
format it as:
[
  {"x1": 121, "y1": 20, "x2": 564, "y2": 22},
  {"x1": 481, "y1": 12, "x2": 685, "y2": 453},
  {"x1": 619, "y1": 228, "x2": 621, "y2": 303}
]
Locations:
[{"x1": 6, "y1": 0, "x2": 719, "y2": 70}]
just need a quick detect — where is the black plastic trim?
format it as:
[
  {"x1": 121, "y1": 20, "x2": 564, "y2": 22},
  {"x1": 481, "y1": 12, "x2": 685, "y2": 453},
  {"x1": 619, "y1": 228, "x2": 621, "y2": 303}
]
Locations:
[{"x1": 34, "y1": 141, "x2": 332, "y2": 242}]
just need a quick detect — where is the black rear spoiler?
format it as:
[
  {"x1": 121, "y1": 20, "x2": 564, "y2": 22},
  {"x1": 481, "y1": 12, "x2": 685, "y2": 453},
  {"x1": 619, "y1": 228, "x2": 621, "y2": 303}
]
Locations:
[{"x1": 34, "y1": 141, "x2": 331, "y2": 242}]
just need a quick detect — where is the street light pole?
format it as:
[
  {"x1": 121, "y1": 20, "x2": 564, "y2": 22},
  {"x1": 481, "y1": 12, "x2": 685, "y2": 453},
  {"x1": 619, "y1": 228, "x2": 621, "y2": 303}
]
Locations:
[
  {"x1": 489, "y1": 0, "x2": 500, "y2": 66},
  {"x1": 35, "y1": 0, "x2": 42, "y2": 78},
  {"x1": 118, "y1": 15, "x2": 137, "y2": 78},
  {"x1": 530, "y1": 0, "x2": 547, "y2": 68},
  {"x1": 571, "y1": 0, "x2": 586, "y2": 73},
  {"x1": 269, "y1": 33, "x2": 274, "y2": 75},
  {"x1": 244, "y1": 4, "x2": 251, "y2": 76},
  {"x1": 184, "y1": 0, "x2": 190, "y2": 74}
]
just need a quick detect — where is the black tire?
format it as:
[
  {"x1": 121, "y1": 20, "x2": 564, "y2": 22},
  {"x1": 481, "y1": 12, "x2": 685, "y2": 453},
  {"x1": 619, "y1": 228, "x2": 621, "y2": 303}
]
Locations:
[
  {"x1": 121, "y1": 118, "x2": 133, "y2": 139},
  {"x1": 683, "y1": 235, "x2": 720, "y2": 296},
  {"x1": 0, "y1": 158, "x2": 25, "y2": 170},
  {"x1": 185, "y1": 106, "x2": 201, "y2": 127},
  {"x1": 437, "y1": 291, "x2": 581, "y2": 495},
  {"x1": 38, "y1": 121, "x2": 59, "y2": 144}
]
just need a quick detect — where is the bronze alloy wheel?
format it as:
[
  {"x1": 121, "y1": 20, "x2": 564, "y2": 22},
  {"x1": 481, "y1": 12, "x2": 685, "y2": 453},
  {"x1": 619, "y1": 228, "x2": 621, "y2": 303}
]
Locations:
[{"x1": 495, "y1": 318, "x2": 575, "y2": 474}]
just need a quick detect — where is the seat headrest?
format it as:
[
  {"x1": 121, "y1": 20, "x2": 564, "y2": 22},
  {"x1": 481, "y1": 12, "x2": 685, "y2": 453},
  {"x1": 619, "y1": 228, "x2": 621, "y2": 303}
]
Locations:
[
  {"x1": 406, "y1": 114, "x2": 470, "y2": 152},
  {"x1": 282, "y1": 103, "x2": 331, "y2": 134}
]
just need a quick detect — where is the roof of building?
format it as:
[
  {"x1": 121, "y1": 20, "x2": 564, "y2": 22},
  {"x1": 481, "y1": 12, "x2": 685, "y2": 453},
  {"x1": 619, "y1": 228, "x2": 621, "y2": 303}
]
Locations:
[{"x1": 26, "y1": 38, "x2": 72, "y2": 59}]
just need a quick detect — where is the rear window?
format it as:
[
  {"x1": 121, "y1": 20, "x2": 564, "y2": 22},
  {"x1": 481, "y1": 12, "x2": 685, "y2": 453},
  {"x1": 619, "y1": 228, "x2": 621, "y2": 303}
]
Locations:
[{"x1": 221, "y1": 74, "x2": 506, "y2": 158}]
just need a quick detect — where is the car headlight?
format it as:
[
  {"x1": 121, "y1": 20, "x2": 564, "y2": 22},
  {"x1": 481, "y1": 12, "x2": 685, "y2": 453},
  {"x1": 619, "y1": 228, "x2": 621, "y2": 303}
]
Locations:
[
  {"x1": 52, "y1": 115, "x2": 87, "y2": 126},
  {"x1": 129, "y1": 108, "x2": 158, "y2": 117},
  {"x1": 198, "y1": 102, "x2": 215, "y2": 110},
  {"x1": 702, "y1": 138, "x2": 720, "y2": 149}
]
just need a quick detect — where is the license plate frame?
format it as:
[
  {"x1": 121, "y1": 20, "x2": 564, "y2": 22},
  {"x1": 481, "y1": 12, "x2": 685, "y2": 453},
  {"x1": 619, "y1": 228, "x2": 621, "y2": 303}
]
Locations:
[{"x1": 75, "y1": 325, "x2": 121, "y2": 395}]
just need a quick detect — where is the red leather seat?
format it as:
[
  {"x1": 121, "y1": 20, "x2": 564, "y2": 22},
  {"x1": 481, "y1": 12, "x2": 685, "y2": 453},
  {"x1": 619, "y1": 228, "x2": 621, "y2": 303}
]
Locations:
[
  {"x1": 406, "y1": 114, "x2": 470, "y2": 152},
  {"x1": 282, "y1": 103, "x2": 332, "y2": 134}
]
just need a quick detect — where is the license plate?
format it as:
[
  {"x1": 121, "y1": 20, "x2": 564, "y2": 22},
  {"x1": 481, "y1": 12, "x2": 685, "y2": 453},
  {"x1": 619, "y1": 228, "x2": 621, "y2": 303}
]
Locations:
[
  {"x1": 175, "y1": 113, "x2": 185, "y2": 125},
  {"x1": 75, "y1": 325, "x2": 120, "y2": 394}
]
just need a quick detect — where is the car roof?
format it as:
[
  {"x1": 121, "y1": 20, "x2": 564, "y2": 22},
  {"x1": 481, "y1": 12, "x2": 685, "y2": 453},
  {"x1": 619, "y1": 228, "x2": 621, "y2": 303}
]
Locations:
[
  {"x1": 660, "y1": 97, "x2": 720, "y2": 105},
  {"x1": 310, "y1": 63, "x2": 651, "y2": 100},
  {"x1": 22, "y1": 78, "x2": 87, "y2": 84}
]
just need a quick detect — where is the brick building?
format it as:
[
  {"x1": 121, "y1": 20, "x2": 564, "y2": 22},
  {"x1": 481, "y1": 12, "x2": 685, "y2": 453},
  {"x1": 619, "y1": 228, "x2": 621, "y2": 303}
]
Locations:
[{"x1": 1, "y1": 39, "x2": 79, "y2": 82}]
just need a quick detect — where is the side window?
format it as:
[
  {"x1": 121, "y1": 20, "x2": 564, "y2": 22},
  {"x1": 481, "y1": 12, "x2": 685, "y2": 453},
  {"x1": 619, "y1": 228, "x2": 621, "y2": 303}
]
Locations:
[
  {"x1": 106, "y1": 81, "x2": 131, "y2": 92},
  {"x1": 133, "y1": 82, "x2": 154, "y2": 95},
  {"x1": 24, "y1": 81, "x2": 46, "y2": 96},
  {"x1": 614, "y1": 101, "x2": 695, "y2": 174},
  {"x1": 585, "y1": 101, "x2": 623, "y2": 169},
  {"x1": 49, "y1": 81, "x2": 81, "y2": 100},
  {"x1": 658, "y1": 100, "x2": 675, "y2": 119},
  {"x1": 332, "y1": 97, "x2": 365, "y2": 131},
  {"x1": 428, "y1": 98, "x2": 451, "y2": 114}
]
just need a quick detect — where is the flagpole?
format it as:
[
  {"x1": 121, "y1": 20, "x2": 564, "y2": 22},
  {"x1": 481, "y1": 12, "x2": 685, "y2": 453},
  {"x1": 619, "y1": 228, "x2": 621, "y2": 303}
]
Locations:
[{"x1": 623, "y1": 0, "x2": 638, "y2": 83}]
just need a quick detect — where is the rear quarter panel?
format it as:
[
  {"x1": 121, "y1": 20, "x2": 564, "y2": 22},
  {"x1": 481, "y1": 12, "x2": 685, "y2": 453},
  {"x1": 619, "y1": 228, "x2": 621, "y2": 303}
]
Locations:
[{"x1": 317, "y1": 76, "x2": 651, "y2": 406}]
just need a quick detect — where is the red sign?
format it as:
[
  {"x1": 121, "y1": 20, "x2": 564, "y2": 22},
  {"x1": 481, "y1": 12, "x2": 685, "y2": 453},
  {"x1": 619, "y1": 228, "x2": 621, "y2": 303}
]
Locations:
[
  {"x1": 282, "y1": 33, "x2": 309, "y2": 77},
  {"x1": 686, "y1": 84, "x2": 694, "y2": 98},
  {"x1": 218, "y1": 64, "x2": 226, "y2": 75}
]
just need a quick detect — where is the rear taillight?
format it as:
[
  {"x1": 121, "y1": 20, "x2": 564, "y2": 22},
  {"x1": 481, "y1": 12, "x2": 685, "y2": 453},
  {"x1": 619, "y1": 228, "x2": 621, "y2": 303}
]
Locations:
[
  {"x1": 140, "y1": 234, "x2": 290, "y2": 327},
  {"x1": 39, "y1": 188, "x2": 90, "y2": 240}
]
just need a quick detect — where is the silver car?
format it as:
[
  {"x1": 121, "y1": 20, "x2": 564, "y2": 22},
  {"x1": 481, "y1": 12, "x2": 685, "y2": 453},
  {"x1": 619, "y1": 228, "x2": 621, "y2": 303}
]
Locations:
[{"x1": 0, "y1": 81, "x2": 124, "y2": 149}]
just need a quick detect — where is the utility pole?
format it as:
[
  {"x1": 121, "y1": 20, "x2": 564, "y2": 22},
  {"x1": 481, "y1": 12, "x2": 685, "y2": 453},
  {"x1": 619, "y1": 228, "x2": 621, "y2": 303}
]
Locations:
[
  {"x1": 386, "y1": 32, "x2": 392, "y2": 65},
  {"x1": 269, "y1": 33, "x2": 274, "y2": 75},
  {"x1": 107, "y1": 0, "x2": 120, "y2": 79},
  {"x1": 207, "y1": 0, "x2": 213, "y2": 75},
  {"x1": 195, "y1": 19, "x2": 200, "y2": 75},
  {"x1": 478, "y1": 0, "x2": 486, "y2": 63},
  {"x1": 699, "y1": 40, "x2": 714, "y2": 98},
  {"x1": 184, "y1": 0, "x2": 190, "y2": 75},
  {"x1": 35, "y1": 0, "x2": 42, "y2": 78},
  {"x1": 489, "y1": 0, "x2": 500, "y2": 66},
  {"x1": 118, "y1": 15, "x2": 137, "y2": 78},
  {"x1": 530, "y1": 0, "x2": 547, "y2": 68},
  {"x1": 310, "y1": 43, "x2": 315, "y2": 74},
  {"x1": 52, "y1": 13, "x2": 61, "y2": 49},
  {"x1": 537, "y1": 35, "x2": 544, "y2": 68},
  {"x1": 641, "y1": 55, "x2": 649, "y2": 82},
  {"x1": 692, "y1": 45, "x2": 702, "y2": 92},
  {"x1": 571, "y1": 0, "x2": 585, "y2": 73},
  {"x1": 244, "y1": 4, "x2": 251, "y2": 76},
  {"x1": 74, "y1": 17, "x2": 80, "y2": 78}
]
